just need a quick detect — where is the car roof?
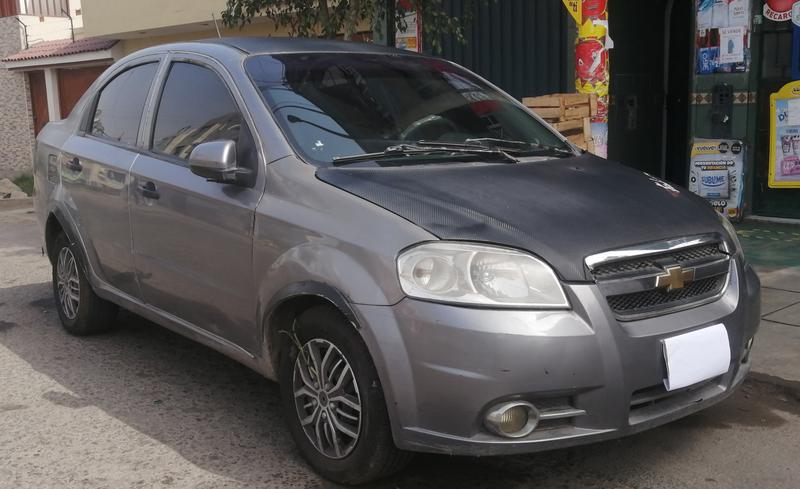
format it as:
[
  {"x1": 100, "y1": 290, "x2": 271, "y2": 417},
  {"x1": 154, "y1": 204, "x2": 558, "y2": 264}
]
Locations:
[{"x1": 191, "y1": 36, "x2": 423, "y2": 57}]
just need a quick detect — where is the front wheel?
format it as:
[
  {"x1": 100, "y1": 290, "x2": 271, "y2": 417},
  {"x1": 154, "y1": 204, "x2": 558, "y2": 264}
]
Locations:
[
  {"x1": 51, "y1": 232, "x2": 117, "y2": 335},
  {"x1": 279, "y1": 306, "x2": 411, "y2": 485}
]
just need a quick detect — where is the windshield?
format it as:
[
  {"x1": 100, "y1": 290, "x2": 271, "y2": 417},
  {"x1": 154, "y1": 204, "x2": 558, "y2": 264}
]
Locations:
[{"x1": 245, "y1": 53, "x2": 572, "y2": 166}]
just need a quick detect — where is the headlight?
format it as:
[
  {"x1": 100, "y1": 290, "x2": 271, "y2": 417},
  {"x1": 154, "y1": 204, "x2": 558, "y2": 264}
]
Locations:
[
  {"x1": 397, "y1": 242, "x2": 569, "y2": 308},
  {"x1": 719, "y1": 215, "x2": 743, "y2": 256}
]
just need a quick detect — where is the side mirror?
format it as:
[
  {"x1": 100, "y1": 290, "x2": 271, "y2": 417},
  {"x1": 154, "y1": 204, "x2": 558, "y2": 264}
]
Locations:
[{"x1": 189, "y1": 140, "x2": 247, "y2": 183}]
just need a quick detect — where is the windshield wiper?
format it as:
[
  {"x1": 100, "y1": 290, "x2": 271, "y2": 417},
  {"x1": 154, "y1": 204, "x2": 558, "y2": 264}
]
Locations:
[
  {"x1": 331, "y1": 143, "x2": 518, "y2": 166},
  {"x1": 452, "y1": 138, "x2": 576, "y2": 157}
]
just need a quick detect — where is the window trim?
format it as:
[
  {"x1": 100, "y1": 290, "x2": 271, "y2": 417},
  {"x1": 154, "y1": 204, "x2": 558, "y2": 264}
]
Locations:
[
  {"x1": 143, "y1": 55, "x2": 258, "y2": 171},
  {"x1": 80, "y1": 56, "x2": 164, "y2": 152}
]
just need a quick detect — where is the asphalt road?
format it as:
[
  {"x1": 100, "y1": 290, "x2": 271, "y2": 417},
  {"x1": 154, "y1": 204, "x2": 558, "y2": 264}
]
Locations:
[{"x1": 1, "y1": 207, "x2": 799, "y2": 489}]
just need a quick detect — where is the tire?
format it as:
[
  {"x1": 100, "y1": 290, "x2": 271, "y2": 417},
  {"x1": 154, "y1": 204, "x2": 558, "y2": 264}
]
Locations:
[
  {"x1": 279, "y1": 305, "x2": 412, "y2": 485},
  {"x1": 51, "y1": 232, "x2": 118, "y2": 335}
]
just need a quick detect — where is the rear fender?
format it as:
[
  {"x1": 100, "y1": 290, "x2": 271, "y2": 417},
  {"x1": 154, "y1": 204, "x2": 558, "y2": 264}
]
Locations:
[{"x1": 45, "y1": 203, "x2": 101, "y2": 289}]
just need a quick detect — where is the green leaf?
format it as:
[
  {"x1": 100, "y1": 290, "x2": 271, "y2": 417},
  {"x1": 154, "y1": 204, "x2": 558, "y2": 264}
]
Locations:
[{"x1": 221, "y1": 0, "x2": 485, "y2": 47}]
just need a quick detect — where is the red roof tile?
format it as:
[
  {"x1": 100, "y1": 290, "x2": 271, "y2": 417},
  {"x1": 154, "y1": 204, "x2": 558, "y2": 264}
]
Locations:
[{"x1": 2, "y1": 37, "x2": 118, "y2": 62}]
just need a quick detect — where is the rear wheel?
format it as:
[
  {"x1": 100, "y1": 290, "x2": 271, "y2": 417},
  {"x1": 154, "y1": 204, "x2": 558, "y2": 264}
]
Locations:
[
  {"x1": 51, "y1": 232, "x2": 117, "y2": 335},
  {"x1": 279, "y1": 305, "x2": 411, "y2": 485}
]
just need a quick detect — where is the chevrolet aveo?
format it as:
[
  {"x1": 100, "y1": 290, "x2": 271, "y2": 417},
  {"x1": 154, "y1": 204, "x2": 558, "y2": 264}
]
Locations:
[{"x1": 34, "y1": 38, "x2": 761, "y2": 484}]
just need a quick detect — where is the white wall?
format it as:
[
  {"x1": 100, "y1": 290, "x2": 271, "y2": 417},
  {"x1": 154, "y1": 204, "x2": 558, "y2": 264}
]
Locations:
[
  {"x1": 81, "y1": 0, "x2": 224, "y2": 39},
  {"x1": 17, "y1": 0, "x2": 83, "y2": 45}
]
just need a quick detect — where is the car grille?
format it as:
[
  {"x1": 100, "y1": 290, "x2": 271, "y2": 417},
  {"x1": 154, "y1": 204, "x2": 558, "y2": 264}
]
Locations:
[
  {"x1": 587, "y1": 239, "x2": 731, "y2": 320},
  {"x1": 606, "y1": 275, "x2": 726, "y2": 315},
  {"x1": 591, "y1": 243, "x2": 725, "y2": 279},
  {"x1": 628, "y1": 378, "x2": 723, "y2": 424}
]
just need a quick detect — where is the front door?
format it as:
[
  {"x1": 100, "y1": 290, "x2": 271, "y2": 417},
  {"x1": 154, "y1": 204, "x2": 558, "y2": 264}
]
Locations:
[
  {"x1": 60, "y1": 61, "x2": 160, "y2": 298},
  {"x1": 608, "y1": 0, "x2": 666, "y2": 175},
  {"x1": 129, "y1": 60, "x2": 261, "y2": 351}
]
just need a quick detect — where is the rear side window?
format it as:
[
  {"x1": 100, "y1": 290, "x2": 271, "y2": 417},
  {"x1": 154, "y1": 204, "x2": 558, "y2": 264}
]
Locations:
[
  {"x1": 91, "y1": 62, "x2": 158, "y2": 146},
  {"x1": 151, "y1": 62, "x2": 243, "y2": 160}
]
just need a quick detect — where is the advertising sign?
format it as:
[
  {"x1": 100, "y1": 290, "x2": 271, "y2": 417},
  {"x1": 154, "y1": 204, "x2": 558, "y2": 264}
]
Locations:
[
  {"x1": 719, "y1": 26, "x2": 746, "y2": 64},
  {"x1": 689, "y1": 139, "x2": 746, "y2": 220},
  {"x1": 769, "y1": 81, "x2": 800, "y2": 188},
  {"x1": 396, "y1": 1, "x2": 421, "y2": 52},
  {"x1": 563, "y1": 0, "x2": 581, "y2": 23},
  {"x1": 764, "y1": 0, "x2": 797, "y2": 21},
  {"x1": 562, "y1": 0, "x2": 611, "y2": 157},
  {"x1": 696, "y1": 0, "x2": 751, "y2": 74}
]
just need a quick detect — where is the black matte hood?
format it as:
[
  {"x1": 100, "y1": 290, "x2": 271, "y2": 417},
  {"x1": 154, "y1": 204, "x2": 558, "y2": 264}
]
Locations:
[{"x1": 316, "y1": 153, "x2": 724, "y2": 281}]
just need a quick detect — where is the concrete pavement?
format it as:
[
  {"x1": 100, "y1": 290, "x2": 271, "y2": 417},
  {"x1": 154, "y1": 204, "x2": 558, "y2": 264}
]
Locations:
[
  {"x1": 1, "y1": 206, "x2": 799, "y2": 489},
  {"x1": 738, "y1": 220, "x2": 800, "y2": 385}
]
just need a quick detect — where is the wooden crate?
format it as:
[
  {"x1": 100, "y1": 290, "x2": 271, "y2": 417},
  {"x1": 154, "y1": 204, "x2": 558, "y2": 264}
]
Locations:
[
  {"x1": 522, "y1": 93, "x2": 597, "y2": 120},
  {"x1": 522, "y1": 92, "x2": 597, "y2": 152}
]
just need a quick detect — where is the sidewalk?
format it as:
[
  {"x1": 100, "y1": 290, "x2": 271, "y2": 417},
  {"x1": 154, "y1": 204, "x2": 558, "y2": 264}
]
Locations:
[{"x1": 738, "y1": 220, "x2": 800, "y2": 383}]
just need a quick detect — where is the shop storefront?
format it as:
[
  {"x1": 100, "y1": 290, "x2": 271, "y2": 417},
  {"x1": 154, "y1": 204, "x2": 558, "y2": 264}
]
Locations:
[
  {"x1": 431, "y1": 0, "x2": 800, "y2": 222},
  {"x1": 688, "y1": 0, "x2": 800, "y2": 221},
  {"x1": 752, "y1": 3, "x2": 800, "y2": 218},
  {"x1": 605, "y1": 0, "x2": 800, "y2": 222}
]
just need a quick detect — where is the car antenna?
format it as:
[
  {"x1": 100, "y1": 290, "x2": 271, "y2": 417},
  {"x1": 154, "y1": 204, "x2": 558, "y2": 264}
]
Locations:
[{"x1": 212, "y1": 12, "x2": 222, "y2": 38}]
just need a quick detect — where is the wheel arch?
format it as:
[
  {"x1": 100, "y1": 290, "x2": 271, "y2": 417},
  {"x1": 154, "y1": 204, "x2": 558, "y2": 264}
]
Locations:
[
  {"x1": 262, "y1": 281, "x2": 361, "y2": 379},
  {"x1": 45, "y1": 209, "x2": 80, "y2": 265}
]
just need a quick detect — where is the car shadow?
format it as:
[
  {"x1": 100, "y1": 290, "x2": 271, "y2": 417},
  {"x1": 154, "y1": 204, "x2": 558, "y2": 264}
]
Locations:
[{"x1": 0, "y1": 280, "x2": 796, "y2": 489}]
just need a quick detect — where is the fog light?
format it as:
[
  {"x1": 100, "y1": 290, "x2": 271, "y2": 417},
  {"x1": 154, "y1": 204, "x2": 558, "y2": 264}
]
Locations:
[{"x1": 484, "y1": 401, "x2": 539, "y2": 438}]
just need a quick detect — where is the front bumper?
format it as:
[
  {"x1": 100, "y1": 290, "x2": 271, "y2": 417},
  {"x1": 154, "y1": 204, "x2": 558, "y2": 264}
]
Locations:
[{"x1": 354, "y1": 261, "x2": 761, "y2": 456}]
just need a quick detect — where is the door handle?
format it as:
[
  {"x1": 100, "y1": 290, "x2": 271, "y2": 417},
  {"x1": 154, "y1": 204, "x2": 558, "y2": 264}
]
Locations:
[
  {"x1": 65, "y1": 157, "x2": 82, "y2": 172},
  {"x1": 138, "y1": 181, "x2": 160, "y2": 200}
]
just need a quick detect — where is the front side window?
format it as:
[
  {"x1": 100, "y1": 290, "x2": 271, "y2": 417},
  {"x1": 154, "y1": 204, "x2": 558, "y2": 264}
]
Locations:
[
  {"x1": 91, "y1": 62, "x2": 158, "y2": 146},
  {"x1": 151, "y1": 62, "x2": 244, "y2": 160},
  {"x1": 245, "y1": 53, "x2": 570, "y2": 166}
]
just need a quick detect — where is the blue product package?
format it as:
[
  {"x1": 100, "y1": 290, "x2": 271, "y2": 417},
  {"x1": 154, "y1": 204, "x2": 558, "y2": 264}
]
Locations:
[{"x1": 697, "y1": 47, "x2": 719, "y2": 74}]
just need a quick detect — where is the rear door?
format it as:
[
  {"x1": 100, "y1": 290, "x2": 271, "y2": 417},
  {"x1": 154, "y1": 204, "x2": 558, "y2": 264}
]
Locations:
[
  {"x1": 129, "y1": 56, "x2": 262, "y2": 351},
  {"x1": 60, "y1": 59, "x2": 161, "y2": 298}
]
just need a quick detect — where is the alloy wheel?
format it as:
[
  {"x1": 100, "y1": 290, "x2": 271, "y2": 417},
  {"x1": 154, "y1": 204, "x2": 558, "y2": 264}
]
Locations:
[
  {"x1": 292, "y1": 338, "x2": 362, "y2": 459},
  {"x1": 56, "y1": 247, "x2": 80, "y2": 320}
]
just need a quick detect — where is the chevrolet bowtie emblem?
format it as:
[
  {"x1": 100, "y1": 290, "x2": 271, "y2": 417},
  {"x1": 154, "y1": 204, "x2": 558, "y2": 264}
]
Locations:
[{"x1": 655, "y1": 266, "x2": 695, "y2": 292}]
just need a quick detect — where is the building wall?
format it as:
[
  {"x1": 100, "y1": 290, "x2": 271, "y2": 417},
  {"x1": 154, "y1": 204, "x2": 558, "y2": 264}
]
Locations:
[
  {"x1": 117, "y1": 21, "x2": 289, "y2": 56},
  {"x1": 0, "y1": 15, "x2": 34, "y2": 179},
  {"x1": 81, "y1": 0, "x2": 227, "y2": 39},
  {"x1": 17, "y1": 0, "x2": 83, "y2": 45}
]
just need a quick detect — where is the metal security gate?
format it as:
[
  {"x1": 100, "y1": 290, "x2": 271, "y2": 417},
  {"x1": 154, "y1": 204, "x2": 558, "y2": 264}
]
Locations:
[{"x1": 435, "y1": 0, "x2": 573, "y2": 99}]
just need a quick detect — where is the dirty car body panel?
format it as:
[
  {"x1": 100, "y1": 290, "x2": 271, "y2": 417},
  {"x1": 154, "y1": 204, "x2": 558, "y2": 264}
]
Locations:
[{"x1": 33, "y1": 37, "x2": 761, "y2": 469}]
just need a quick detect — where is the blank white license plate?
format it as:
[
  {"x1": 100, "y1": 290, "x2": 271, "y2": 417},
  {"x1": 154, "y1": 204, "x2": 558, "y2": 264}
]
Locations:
[{"x1": 662, "y1": 323, "x2": 731, "y2": 391}]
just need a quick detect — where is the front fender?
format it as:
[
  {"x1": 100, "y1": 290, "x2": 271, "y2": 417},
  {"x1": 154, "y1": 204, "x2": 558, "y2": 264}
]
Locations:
[
  {"x1": 253, "y1": 157, "x2": 437, "y2": 377},
  {"x1": 258, "y1": 242, "x2": 400, "y2": 308},
  {"x1": 254, "y1": 242, "x2": 411, "y2": 381}
]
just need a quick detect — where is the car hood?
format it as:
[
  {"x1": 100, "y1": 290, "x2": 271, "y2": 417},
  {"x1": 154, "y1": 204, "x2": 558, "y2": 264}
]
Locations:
[{"x1": 316, "y1": 153, "x2": 724, "y2": 281}]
